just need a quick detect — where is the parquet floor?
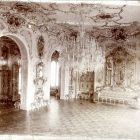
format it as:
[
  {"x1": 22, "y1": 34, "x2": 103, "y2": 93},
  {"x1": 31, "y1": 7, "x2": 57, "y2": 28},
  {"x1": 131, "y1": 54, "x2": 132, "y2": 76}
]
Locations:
[{"x1": 0, "y1": 98, "x2": 140, "y2": 140}]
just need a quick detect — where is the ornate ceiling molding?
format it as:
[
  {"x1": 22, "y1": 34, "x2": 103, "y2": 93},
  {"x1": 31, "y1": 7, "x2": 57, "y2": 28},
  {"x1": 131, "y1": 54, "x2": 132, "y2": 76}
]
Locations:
[
  {"x1": 0, "y1": 2, "x2": 139, "y2": 43},
  {"x1": 86, "y1": 22, "x2": 140, "y2": 42},
  {"x1": 104, "y1": 39, "x2": 137, "y2": 58}
]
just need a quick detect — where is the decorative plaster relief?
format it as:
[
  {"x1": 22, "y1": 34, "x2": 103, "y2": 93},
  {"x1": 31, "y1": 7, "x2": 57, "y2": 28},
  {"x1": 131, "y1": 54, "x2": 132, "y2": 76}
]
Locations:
[
  {"x1": 33, "y1": 61, "x2": 47, "y2": 106},
  {"x1": 105, "y1": 47, "x2": 136, "y2": 87},
  {"x1": 37, "y1": 35, "x2": 45, "y2": 59},
  {"x1": 0, "y1": 2, "x2": 139, "y2": 43},
  {"x1": 6, "y1": 14, "x2": 25, "y2": 27},
  {"x1": 12, "y1": 3, "x2": 34, "y2": 13},
  {"x1": 87, "y1": 23, "x2": 140, "y2": 43},
  {"x1": 105, "y1": 40, "x2": 137, "y2": 57}
]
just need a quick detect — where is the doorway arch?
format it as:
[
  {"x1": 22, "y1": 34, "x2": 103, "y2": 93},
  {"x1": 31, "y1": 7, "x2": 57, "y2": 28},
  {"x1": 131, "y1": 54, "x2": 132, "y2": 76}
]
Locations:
[
  {"x1": 50, "y1": 50, "x2": 60, "y2": 99},
  {"x1": 0, "y1": 33, "x2": 29, "y2": 110}
]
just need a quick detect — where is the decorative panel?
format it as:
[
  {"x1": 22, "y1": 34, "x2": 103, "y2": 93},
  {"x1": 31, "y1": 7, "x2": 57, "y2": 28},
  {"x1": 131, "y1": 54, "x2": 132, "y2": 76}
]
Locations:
[
  {"x1": 12, "y1": 63, "x2": 20, "y2": 101},
  {"x1": 79, "y1": 71, "x2": 94, "y2": 93},
  {"x1": 105, "y1": 47, "x2": 136, "y2": 88},
  {"x1": 0, "y1": 70, "x2": 11, "y2": 100}
]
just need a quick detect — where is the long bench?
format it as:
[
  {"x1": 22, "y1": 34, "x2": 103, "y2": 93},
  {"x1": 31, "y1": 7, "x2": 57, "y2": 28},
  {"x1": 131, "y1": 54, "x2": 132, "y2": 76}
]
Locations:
[{"x1": 95, "y1": 86, "x2": 140, "y2": 106}]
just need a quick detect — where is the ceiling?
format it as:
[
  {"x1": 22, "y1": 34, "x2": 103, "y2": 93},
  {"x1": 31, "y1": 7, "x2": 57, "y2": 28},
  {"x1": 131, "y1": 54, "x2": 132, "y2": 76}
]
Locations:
[
  {"x1": 39, "y1": 3, "x2": 140, "y2": 27},
  {"x1": 0, "y1": 1, "x2": 140, "y2": 39},
  {"x1": 0, "y1": 2, "x2": 140, "y2": 28}
]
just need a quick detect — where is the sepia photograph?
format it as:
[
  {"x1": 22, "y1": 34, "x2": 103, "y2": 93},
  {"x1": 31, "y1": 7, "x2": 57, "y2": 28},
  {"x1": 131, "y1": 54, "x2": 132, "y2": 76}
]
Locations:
[{"x1": 0, "y1": 0, "x2": 140, "y2": 139}]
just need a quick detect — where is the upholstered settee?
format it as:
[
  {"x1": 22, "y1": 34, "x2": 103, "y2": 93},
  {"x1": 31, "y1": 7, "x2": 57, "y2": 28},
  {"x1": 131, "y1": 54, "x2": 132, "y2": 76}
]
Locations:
[{"x1": 95, "y1": 86, "x2": 140, "y2": 106}]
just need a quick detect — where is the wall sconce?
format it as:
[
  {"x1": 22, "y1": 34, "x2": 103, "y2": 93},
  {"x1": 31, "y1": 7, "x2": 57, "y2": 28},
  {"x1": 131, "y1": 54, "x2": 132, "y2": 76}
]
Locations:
[{"x1": 0, "y1": 57, "x2": 7, "y2": 66}]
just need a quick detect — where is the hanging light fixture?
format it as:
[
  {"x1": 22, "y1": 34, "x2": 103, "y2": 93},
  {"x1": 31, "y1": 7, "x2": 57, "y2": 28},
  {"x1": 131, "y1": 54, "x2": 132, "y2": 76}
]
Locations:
[{"x1": 60, "y1": 5, "x2": 105, "y2": 73}]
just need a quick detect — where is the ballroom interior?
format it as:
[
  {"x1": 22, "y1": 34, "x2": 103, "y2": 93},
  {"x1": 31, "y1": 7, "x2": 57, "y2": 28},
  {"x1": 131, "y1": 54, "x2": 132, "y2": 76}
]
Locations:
[{"x1": 0, "y1": 1, "x2": 140, "y2": 139}]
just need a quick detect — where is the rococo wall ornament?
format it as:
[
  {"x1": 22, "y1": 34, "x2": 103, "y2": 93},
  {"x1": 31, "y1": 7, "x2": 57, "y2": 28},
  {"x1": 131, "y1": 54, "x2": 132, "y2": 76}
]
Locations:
[
  {"x1": 37, "y1": 35, "x2": 45, "y2": 59},
  {"x1": 34, "y1": 35, "x2": 46, "y2": 108},
  {"x1": 33, "y1": 61, "x2": 47, "y2": 106},
  {"x1": 4, "y1": 12, "x2": 25, "y2": 27}
]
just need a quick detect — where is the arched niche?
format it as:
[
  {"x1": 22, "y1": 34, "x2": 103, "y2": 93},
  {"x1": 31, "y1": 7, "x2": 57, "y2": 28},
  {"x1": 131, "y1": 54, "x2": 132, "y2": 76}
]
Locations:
[
  {"x1": 50, "y1": 50, "x2": 60, "y2": 99},
  {"x1": 0, "y1": 33, "x2": 29, "y2": 110},
  {"x1": 43, "y1": 41, "x2": 63, "y2": 100},
  {"x1": 0, "y1": 36, "x2": 21, "y2": 104}
]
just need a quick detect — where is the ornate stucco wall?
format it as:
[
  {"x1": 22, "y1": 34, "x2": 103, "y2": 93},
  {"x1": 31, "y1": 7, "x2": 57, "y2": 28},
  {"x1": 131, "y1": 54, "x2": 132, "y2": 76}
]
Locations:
[{"x1": 0, "y1": 2, "x2": 140, "y2": 110}]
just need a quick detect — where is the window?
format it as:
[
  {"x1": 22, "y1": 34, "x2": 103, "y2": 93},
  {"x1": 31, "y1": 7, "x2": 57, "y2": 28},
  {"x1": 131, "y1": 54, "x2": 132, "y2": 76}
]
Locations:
[{"x1": 51, "y1": 61, "x2": 59, "y2": 87}]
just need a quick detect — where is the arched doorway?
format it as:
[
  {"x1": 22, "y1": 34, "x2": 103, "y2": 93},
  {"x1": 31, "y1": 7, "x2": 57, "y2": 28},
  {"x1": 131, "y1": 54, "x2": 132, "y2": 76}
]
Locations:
[
  {"x1": 0, "y1": 36, "x2": 21, "y2": 106},
  {"x1": 0, "y1": 35, "x2": 28, "y2": 109},
  {"x1": 50, "y1": 50, "x2": 60, "y2": 99}
]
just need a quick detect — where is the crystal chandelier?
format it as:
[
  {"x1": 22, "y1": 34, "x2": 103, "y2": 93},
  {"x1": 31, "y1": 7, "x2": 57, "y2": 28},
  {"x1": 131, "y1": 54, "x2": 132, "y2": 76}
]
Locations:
[
  {"x1": 61, "y1": 9, "x2": 105, "y2": 73},
  {"x1": 62, "y1": 34, "x2": 104, "y2": 73}
]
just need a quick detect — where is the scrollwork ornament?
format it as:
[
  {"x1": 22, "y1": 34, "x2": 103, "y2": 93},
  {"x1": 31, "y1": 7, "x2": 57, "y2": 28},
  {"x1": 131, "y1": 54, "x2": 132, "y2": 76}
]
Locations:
[
  {"x1": 8, "y1": 26, "x2": 18, "y2": 34},
  {"x1": 37, "y1": 35, "x2": 45, "y2": 59},
  {"x1": 34, "y1": 77, "x2": 47, "y2": 88},
  {"x1": 33, "y1": 60, "x2": 47, "y2": 106}
]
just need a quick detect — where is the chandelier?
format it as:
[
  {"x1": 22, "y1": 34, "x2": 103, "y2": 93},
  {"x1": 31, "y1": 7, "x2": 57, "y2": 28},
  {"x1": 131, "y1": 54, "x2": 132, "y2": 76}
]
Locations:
[{"x1": 60, "y1": 8, "x2": 105, "y2": 73}]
